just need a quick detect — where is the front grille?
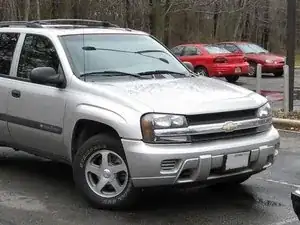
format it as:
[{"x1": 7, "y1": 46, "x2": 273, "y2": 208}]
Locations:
[
  {"x1": 161, "y1": 159, "x2": 178, "y2": 171},
  {"x1": 190, "y1": 127, "x2": 260, "y2": 143},
  {"x1": 186, "y1": 109, "x2": 257, "y2": 126}
]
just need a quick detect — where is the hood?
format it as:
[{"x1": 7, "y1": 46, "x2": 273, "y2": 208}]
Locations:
[
  {"x1": 91, "y1": 77, "x2": 267, "y2": 115},
  {"x1": 246, "y1": 53, "x2": 284, "y2": 62}
]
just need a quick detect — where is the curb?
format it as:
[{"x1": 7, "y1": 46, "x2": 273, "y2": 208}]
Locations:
[
  {"x1": 277, "y1": 129, "x2": 300, "y2": 134},
  {"x1": 273, "y1": 117, "x2": 300, "y2": 127}
]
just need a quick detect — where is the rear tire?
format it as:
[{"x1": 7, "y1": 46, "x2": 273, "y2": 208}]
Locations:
[
  {"x1": 195, "y1": 66, "x2": 209, "y2": 77},
  {"x1": 225, "y1": 75, "x2": 240, "y2": 83},
  {"x1": 274, "y1": 72, "x2": 283, "y2": 77},
  {"x1": 73, "y1": 134, "x2": 139, "y2": 210}
]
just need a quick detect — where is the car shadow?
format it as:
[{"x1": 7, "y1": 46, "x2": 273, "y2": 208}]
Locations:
[{"x1": 0, "y1": 153, "x2": 258, "y2": 215}]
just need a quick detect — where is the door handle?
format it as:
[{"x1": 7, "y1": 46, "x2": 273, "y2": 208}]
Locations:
[{"x1": 11, "y1": 89, "x2": 21, "y2": 98}]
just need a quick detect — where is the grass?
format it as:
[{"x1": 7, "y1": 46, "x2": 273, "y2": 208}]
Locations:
[
  {"x1": 273, "y1": 109, "x2": 300, "y2": 120},
  {"x1": 295, "y1": 54, "x2": 300, "y2": 67},
  {"x1": 273, "y1": 109, "x2": 300, "y2": 131}
]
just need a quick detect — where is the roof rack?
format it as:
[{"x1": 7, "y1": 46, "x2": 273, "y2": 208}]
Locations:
[
  {"x1": 0, "y1": 21, "x2": 43, "y2": 28},
  {"x1": 0, "y1": 19, "x2": 120, "y2": 29},
  {"x1": 34, "y1": 19, "x2": 120, "y2": 28}
]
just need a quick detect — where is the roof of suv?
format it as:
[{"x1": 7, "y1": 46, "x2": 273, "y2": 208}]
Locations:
[{"x1": 0, "y1": 19, "x2": 147, "y2": 36}]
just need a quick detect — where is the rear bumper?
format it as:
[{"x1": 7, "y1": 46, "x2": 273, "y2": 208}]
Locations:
[
  {"x1": 292, "y1": 190, "x2": 300, "y2": 220},
  {"x1": 122, "y1": 126, "x2": 280, "y2": 188},
  {"x1": 210, "y1": 63, "x2": 249, "y2": 77},
  {"x1": 262, "y1": 64, "x2": 284, "y2": 73}
]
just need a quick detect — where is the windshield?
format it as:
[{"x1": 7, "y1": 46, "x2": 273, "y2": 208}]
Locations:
[
  {"x1": 204, "y1": 45, "x2": 231, "y2": 54},
  {"x1": 237, "y1": 43, "x2": 269, "y2": 54},
  {"x1": 60, "y1": 34, "x2": 189, "y2": 80}
]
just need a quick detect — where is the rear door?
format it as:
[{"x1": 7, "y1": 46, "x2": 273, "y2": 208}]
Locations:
[
  {"x1": 0, "y1": 32, "x2": 20, "y2": 144},
  {"x1": 6, "y1": 33, "x2": 67, "y2": 159}
]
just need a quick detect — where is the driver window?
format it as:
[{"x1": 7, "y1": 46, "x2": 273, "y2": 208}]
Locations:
[{"x1": 17, "y1": 34, "x2": 61, "y2": 81}]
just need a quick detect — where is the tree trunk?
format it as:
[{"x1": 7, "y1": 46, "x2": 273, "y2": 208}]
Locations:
[
  {"x1": 149, "y1": 0, "x2": 156, "y2": 35},
  {"x1": 125, "y1": 0, "x2": 132, "y2": 27},
  {"x1": 36, "y1": 0, "x2": 41, "y2": 20},
  {"x1": 24, "y1": 0, "x2": 30, "y2": 21},
  {"x1": 213, "y1": 1, "x2": 219, "y2": 39},
  {"x1": 262, "y1": 0, "x2": 270, "y2": 49},
  {"x1": 163, "y1": 0, "x2": 170, "y2": 46},
  {"x1": 233, "y1": 0, "x2": 246, "y2": 40}
]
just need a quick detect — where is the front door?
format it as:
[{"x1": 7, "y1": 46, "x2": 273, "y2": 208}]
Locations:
[
  {"x1": 179, "y1": 46, "x2": 203, "y2": 65},
  {"x1": 7, "y1": 34, "x2": 67, "y2": 159}
]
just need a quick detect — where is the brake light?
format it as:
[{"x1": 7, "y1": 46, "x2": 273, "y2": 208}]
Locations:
[{"x1": 214, "y1": 57, "x2": 228, "y2": 63}]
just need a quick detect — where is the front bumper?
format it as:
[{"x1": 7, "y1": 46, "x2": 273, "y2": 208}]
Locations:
[
  {"x1": 292, "y1": 190, "x2": 300, "y2": 220},
  {"x1": 123, "y1": 127, "x2": 280, "y2": 187},
  {"x1": 262, "y1": 64, "x2": 284, "y2": 73}
]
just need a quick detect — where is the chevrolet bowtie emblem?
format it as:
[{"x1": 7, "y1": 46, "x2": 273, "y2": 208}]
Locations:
[{"x1": 222, "y1": 121, "x2": 238, "y2": 132}]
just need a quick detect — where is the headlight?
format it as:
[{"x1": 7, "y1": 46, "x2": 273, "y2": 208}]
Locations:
[
  {"x1": 256, "y1": 103, "x2": 273, "y2": 132},
  {"x1": 257, "y1": 102, "x2": 272, "y2": 118},
  {"x1": 265, "y1": 59, "x2": 274, "y2": 64},
  {"x1": 140, "y1": 113, "x2": 189, "y2": 143}
]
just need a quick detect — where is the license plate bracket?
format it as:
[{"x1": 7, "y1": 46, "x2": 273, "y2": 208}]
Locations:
[{"x1": 225, "y1": 151, "x2": 250, "y2": 171}]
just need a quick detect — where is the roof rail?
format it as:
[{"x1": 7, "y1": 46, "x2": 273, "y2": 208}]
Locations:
[
  {"x1": 0, "y1": 19, "x2": 120, "y2": 29},
  {"x1": 33, "y1": 19, "x2": 120, "y2": 28},
  {"x1": 0, "y1": 21, "x2": 43, "y2": 28}
]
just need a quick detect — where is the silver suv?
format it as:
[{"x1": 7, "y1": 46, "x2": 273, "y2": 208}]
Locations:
[{"x1": 0, "y1": 19, "x2": 280, "y2": 209}]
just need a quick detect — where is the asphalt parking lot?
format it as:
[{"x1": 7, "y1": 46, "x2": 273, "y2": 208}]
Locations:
[{"x1": 0, "y1": 130, "x2": 299, "y2": 225}]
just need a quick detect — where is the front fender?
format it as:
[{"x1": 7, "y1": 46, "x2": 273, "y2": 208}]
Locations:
[{"x1": 63, "y1": 104, "x2": 142, "y2": 160}]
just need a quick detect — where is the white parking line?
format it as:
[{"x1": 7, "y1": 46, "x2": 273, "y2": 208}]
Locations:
[{"x1": 256, "y1": 177, "x2": 300, "y2": 188}]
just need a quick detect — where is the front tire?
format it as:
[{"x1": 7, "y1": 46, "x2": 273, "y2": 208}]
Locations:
[
  {"x1": 195, "y1": 66, "x2": 209, "y2": 77},
  {"x1": 225, "y1": 75, "x2": 240, "y2": 83},
  {"x1": 73, "y1": 134, "x2": 139, "y2": 210}
]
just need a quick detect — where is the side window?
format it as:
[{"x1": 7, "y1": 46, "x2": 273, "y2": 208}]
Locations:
[
  {"x1": 224, "y1": 44, "x2": 240, "y2": 53},
  {"x1": 182, "y1": 46, "x2": 200, "y2": 56},
  {"x1": 0, "y1": 33, "x2": 20, "y2": 76},
  {"x1": 17, "y1": 34, "x2": 61, "y2": 80},
  {"x1": 171, "y1": 46, "x2": 184, "y2": 56}
]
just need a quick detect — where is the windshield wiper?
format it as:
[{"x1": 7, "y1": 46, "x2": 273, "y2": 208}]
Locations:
[
  {"x1": 135, "y1": 49, "x2": 167, "y2": 54},
  {"x1": 80, "y1": 70, "x2": 150, "y2": 79},
  {"x1": 138, "y1": 70, "x2": 187, "y2": 76},
  {"x1": 82, "y1": 46, "x2": 169, "y2": 64}
]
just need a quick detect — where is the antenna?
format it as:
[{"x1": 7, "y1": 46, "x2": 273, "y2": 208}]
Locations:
[{"x1": 82, "y1": 20, "x2": 86, "y2": 82}]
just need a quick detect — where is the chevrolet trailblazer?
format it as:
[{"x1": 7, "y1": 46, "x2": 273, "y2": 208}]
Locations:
[{"x1": 0, "y1": 19, "x2": 280, "y2": 209}]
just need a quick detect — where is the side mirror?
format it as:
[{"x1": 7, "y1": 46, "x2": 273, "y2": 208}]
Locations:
[
  {"x1": 30, "y1": 67, "x2": 65, "y2": 88},
  {"x1": 183, "y1": 61, "x2": 194, "y2": 72}
]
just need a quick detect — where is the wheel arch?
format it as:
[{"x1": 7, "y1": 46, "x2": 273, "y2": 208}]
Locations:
[{"x1": 71, "y1": 119, "x2": 122, "y2": 161}]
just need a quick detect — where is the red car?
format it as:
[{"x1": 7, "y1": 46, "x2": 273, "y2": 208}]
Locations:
[
  {"x1": 215, "y1": 42, "x2": 285, "y2": 77},
  {"x1": 171, "y1": 44, "x2": 249, "y2": 83}
]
